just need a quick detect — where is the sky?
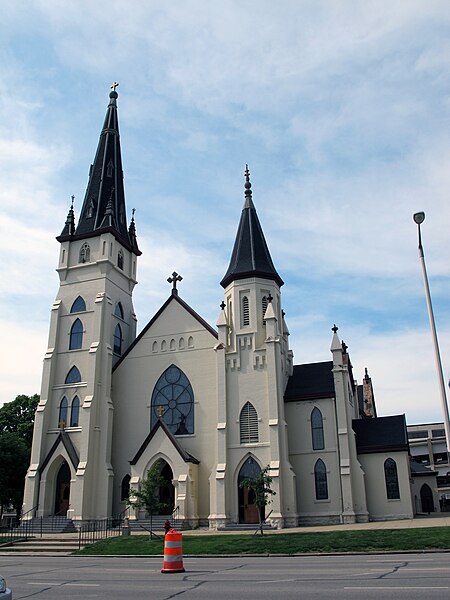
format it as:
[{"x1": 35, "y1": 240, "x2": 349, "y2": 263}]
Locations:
[{"x1": 0, "y1": 1, "x2": 449, "y2": 425}]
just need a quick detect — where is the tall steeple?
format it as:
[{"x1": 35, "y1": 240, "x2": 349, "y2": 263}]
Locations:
[
  {"x1": 220, "y1": 165, "x2": 283, "y2": 288},
  {"x1": 57, "y1": 84, "x2": 140, "y2": 255}
]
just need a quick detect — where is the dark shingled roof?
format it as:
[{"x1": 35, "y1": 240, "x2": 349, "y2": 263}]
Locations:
[
  {"x1": 284, "y1": 361, "x2": 335, "y2": 402},
  {"x1": 57, "y1": 89, "x2": 140, "y2": 256},
  {"x1": 353, "y1": 415, "x2": 409, "y2": 454},
  {"x1": 220, "y1": 172, "x2": 283, "y2": 289}
]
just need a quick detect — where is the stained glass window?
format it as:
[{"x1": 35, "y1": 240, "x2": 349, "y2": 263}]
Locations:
[{"x1": 150, "y1": 365, "x2": 194, "y2": 435}]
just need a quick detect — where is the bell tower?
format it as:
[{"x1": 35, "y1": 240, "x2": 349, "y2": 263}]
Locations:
[
  {"x1": 210, "y1": 167, "x2": 296, "y2": 529},
  {"x1": 23, "y1": 85, "x2": 141, "y2": 522}
]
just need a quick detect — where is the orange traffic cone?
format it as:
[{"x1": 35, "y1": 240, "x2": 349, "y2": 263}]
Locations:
[{"x1": 161, "y1": 529, "x2": 185, "y2": 573}]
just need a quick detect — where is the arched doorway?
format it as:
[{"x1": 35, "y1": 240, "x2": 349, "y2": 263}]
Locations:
[
  {"x1": 158, "y1": 461, "x2": 175, "y2": 515},
  {"x1": 420, "y1": 483, "x2": 434, "y2": 513},
  {"x1": 238, "y1": 456, "x2": 261, "y2": 524},
  {"x1": 54, "y1": 461, "x2": 71, "y2": 516}
]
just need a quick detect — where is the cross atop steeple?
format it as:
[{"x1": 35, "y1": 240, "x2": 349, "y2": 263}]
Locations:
[
  {"x1": 167, "y1": 271, "x2": 183, "y2": 296},
  {"x1": 332, "y1": 324, "x2": 338, "y2": 334},
  {"x1": 111, "y1": 81, "x2": 119, "y2": 92}
]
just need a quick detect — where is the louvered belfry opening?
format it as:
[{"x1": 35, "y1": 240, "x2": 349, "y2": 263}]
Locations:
[{"x1": 240, "y1": 401, "x2": 259, "y2": 443}]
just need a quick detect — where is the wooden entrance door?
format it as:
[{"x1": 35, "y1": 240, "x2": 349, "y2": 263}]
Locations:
[
  {"x1": 243, "y1": 487, "x2": 259, "y2": 523},
  {"x1": 54, "y1": 462, "x2": 71, "y2": 516}
]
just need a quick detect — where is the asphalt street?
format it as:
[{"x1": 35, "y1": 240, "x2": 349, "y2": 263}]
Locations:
[{"x1": 1, "y1": 553, "x2": 450, "y2": 599}]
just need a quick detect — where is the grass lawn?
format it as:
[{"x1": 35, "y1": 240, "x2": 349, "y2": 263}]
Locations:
[{"x1": 75, "y1": 526, "x2": 450, "y2": 556}]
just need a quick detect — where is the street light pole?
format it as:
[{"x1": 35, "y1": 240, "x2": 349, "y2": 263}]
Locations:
[{"x1": 413, "y1": 211, "x2": 450, "y2": 455}]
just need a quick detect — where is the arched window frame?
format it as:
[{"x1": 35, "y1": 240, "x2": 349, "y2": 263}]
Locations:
[
  {"x1": 314, "y1": 459, "x2": 328, "y2": 500},
  {"x1": 113, "y1": 324, "x2": 122, "y2": 356},
  {"x1": 311, "y1": 407, "x2": 325, "y2": 450},
  {"x1": 384, "y1": 458, "x2": 400, "y2": 500},
  {"x1": 262, "y1": 295, "x2": 268, "y2": 325},
  {"x1": 70, "y1": 296, "x2": 86, "y2": 313},
  {"x1": 240, "y1": 402, "x2": 259, "y2": 444},
  {"x1": 150, "y1": 365, "x2": 194, "y2": 435},
  {"x1": 65, "y1": 366, "x2": 81, "y2": 384},
  {"x1": 69, "y1": 318, "x2": 83, "y2": 350},
  {"x1": 79, "y1": 243, "x2": 90, "y2": 263},
  {"x1": 58, "y1": 397, "x2": 68, "y2": 428},
  {"x1": 70, "y1": 396, "x2": 80, "y2": 427}
]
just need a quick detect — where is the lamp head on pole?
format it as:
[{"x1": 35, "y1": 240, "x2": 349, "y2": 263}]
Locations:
[{"x1": 413, "y1": 212, "x2": 425, "y2": 225}]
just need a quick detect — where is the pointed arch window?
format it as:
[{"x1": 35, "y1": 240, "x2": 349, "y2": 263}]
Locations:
[
  {"x1": 314, "y1": 459, "x2": 328, "y2": 500},
  {"x1": 242, "y1": 296, "x2": 250, "y2": 327},
  {"x1": 79, "y1": 243, "x2": 90, "y2": 263},
  {"x1": 117, "y1": 249, "x2": 124, "y2": 270},
  {"x1": 69, "y1": 318, "x2": 83, "y2": 350},
  {"x1": 150, "y1": 365, "x2": 194, "y2": 435},
  {"x1": 311, "y1": 407, "x2": 324, "y2": 450},
  {"x1": 58, "y1": 397, "x2": 68, "y2": 428},
  {"x1": 70, "y1": 296, "x2": 86, "y2": 313},
  {"x1": 70, "y1": 396, "x2": 80, "y2": 427},
  {"x1": 384, "y1": 458, "x2": 400, "y2": 499},
  {"x1": 114, "y1": 302, "x2": 124, "y2": 319},
  {"x1": 65, "y1": 366, "x2": 81, "y2": 384},
  {"x1": 240, "y1": 402, "x2": 259, "y2": 444},
  {"x1": 113, "y1": 324, "x2": 123, "y2": 356}
]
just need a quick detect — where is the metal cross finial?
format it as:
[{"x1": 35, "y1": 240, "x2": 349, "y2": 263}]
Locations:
[
  {"x1": 332, "y1": 324, "x2": 338, "y2": 334},
  {"x1": 245, "y1": 164, "x2": 250, "y2": 180},
  {"x1": 132, "y1": 208, "x2": 136, "y2": 217},
  {"x1": 167, "y1": 271, "x2": 183, "y2": 296},
  {"x1": 111, "y1": 82, "x2": 119, "y2": 92},
  {"x1": 220, "y1": 301, "x2": 226, "y2": 310},
  {"x1": 71, "y1": 195, "x2": 75, "y2": 209},
  {"x1": 267, "y1": 293, "x2": 273, "y2": 303},
  {"x1": 156, "y1": 405, "x2": 165, "y2": 418}
]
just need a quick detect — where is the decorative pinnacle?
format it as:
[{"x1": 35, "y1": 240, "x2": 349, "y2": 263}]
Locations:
[
  {"x1": 332, "y1": 324, "x2": 338, "y2": 334},
  {"x1": 132, "y1": 208, "x2": 136, "y2": 219},
  {"x1": 267, "y1": 293, "x2": 274, "y2": 303},
  {"x1": 220, "y1": 301, "x2": 226, "y2": 310},
  {"x1": 341, "y1": 340, "x2": 348, "y2": 353},
  {"x1": 71, "y1": 195, "x2": 75, "y2": 209},
  {"x1": 244, "y1": 164, "x2": 252, "y2": 199}
]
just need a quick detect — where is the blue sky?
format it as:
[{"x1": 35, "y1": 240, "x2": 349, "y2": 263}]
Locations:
[{"x1": 1, "y1": 1, "x2": 449, "y2": 424}]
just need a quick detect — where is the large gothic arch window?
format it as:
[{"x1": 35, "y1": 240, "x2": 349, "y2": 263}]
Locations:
[
  {"x1": 150, "y1": 365, "x2": 194, "y2": 435},
  {"x1": 314, "y1": 459, "x2": 328, "y2": 500},
  {"x1": 69, "y1": 318, "x2": 83, "y2": 350},
  {"x1": 240, "y1": 402, "x2": 259, "y2": 444},
  {"x1": 311, "y1": 407, "x2": 324, "y2": 450},
  {"x1": 384, "y1": 458, "x2": 400, "y2": 500}
]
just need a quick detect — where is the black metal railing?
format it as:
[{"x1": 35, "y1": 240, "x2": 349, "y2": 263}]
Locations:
[{"x1": 78, "y1": 517, "x2": 123, "y2": 549}]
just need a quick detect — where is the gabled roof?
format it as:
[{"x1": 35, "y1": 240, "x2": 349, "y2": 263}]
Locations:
[
  {"x1": 113, "y1": 292, "x2": 218, "y2": 371},
  {"x1": 353, "y1": 415, "x2": 409, "y2": 455},
  {"x1": 57, "y1": 88, "x2": 140, "y2": 255},
  {"x1": 284, "y1": 361, "x2": 335, "y2": 402},
  {"x1": 130, "y1": 418, "x2": 200, "y2": 466},
  {"x1": 38, "y1": 429, "x2": 80, "y2": 474},
  {"x1": 221, "y1": 167, "x2": 283, "y2": 289}
]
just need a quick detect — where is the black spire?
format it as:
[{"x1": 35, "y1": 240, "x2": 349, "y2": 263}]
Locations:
[
  {"x1": 220, "y1": 166, "x2": 283, "y2": 289},
  {"x1": 58, "y1": 84, "x2": 140, "y2": 255},
  {"x1": 59, "y1": 195, "x2": 76, "y2": 237}
]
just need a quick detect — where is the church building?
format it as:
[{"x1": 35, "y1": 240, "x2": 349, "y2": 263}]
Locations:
[{"x1": 23, "y1": 88, "x2": 418, "y2": 529}]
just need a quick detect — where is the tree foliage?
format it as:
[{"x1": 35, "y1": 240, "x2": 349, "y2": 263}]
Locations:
[
  {"x1": 0, "y1": 394, "x2": 39, "y2": 517},
  {"x1": 127, "y1": 460, "x2": 168, "y2": 538},
  {"x1": 239, "y1": 464, "x2": 276, "y2": 535}
]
